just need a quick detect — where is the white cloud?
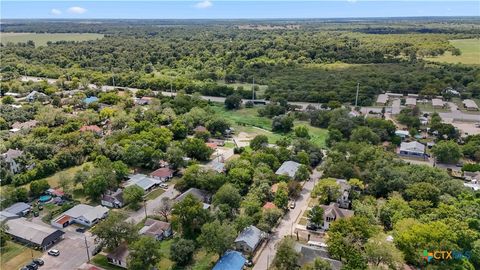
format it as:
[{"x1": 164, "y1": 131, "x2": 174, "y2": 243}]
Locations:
[
  {"x1": 67, "y1": 6, "x2": 87, "y2": 14},
  {"x1": 195, "y1": 0, "x2": 213, "y2": 9},
  {"x1": 50, "y1": 8, "x2": 62, "y2": 15}
]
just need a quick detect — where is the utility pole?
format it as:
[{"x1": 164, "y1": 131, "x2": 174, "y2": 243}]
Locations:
[
  {"x1": 252, "y1": 77, "x2": 255, "y2": 100},
  {"x1": 144, "y1": 199, "x2": 148, "y2": 219},
  {"x1": 84, "y1": 236, "x2": 91, "y2": 262},
  {"x1": 355, "y1": 82, "x2": 360, "y2": 107}
]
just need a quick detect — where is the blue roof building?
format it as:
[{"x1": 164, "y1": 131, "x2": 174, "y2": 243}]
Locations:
[
  {"x1": 83, "y1": 96, "x2": 99, "y2": 104},
  {"x1": 213, "y1": 251, "x2": 246, "y2": 270}
]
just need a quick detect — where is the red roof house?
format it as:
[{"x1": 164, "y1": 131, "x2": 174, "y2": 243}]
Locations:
[{"x1": 150, "y1": 168, "x2": 174, "y2": 181}]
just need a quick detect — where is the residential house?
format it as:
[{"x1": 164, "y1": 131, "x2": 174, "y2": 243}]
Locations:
[
  {"x1": 320, "y1": 203, "x2": 354, "y2": 230},
  {"x1": 463, "y1": 99, "x2": 479, "y2": 111},
  {"x1": 432, "y1": 98, "x2": 445, "y2": 109},
  {"x1": 208, "y1": 138, "x2": 225, "y2": 146},
  {"x1": 6, "y1": 218, "x2": 65, "y2": 250},
  {"x1": 134, "y1": 96, "x2": 153, "y2": 106},
  {"x1": 139, "y1": 218, "x2": 173, "y2": 240},
  {"x1": 398, "y1": 141, "x2": 427, "y2": 159},
  {"x1": 212, "y1": 251, "x2": 246, "y2": 270},
  {"x1": 4, "y1": 202, "x2": 31, "y2": 216},
  {"x1": 101, "y1": 189, "x2": 124, "y2": 208},
  {"x1": 209, "y1": 161, "x2": 226, "y2": 173},
  {"x1": 51, "y1": 204, "x2": 109, "y2": 228},
  {"x1": 335, "y1": 179, "x2": 351, "y2": 209},
  {"x1": 405, "y1": 97, "x2": 417, "y2": 107},
  {"x1": 1, "y1": 149, "x2": 24, "y2": 173},
  {"x1": 395, "y1": 130, "x2": 410, "y2": 140},
  {"x1": 206, "y1": 142, "x2": 218, "y2": 149},
  {"x1": 376, "y1": 94, "x2": 388, "y2": 106},
  {"x1": 107, "y1": 243, "x2": 129, "y2": 269},
  {"x1": 150, "y1": 167, "x2": 174, "y2": 181},
  {"x1": 275, "y1": 161, "x2": 302, "y2": 178},
  {"x1": 0, "y1": 211, "x2": 19, "y2": 223},
  {"x1": 125, "y1": 174, "x2": 161, "y2": 192},
  {"x1": 295, "y1": 244, "x2": 343, "y2": 270},
  {"x1": 175, "y1": 188, "x2": 211, "y2": 209},
  {"x1": 234, "y1": 225, "x2": 266, "y2": 253}
]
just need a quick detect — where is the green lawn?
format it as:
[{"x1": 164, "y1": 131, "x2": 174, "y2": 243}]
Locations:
[
  {"x1": 23, "y1": 162, "x2": 92, "y2": 190},
  {"x1": 1, "y1": 241, "x2": 42, "y2": 270},
  {"x1": 216, "y1": 80, "x2": 268, "y2": 98},
  {"x1": 425, "y1": 39, "x2": 480, "y2": 65},
  {"x1": 0, "y1": 32, "x2": 104, "y2": 47},
  {"x1": 91, "y1": 254, "x2": 125, "y2": 270},
  {"x1": 211, "y1": 105, "x2": 327, "y2": 147},
  {"x1": 145, "y1": 188, "x2": 165, "y2": 201}
]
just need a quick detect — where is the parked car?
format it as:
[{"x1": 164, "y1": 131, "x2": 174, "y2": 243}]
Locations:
[
  {"x1": 76, "y1": 227, "x2": 87, "y2": 233},
  {"x1": 47, "y1": 249, "x2": 60, "y2": 256},
  {"x1": 160, "y1": 183, "x2": 168, "y2": 189},
  {"x1": 289, "y1": 201, "x2": 296, "y2": 209},
  {"x1": 20, "y1": 267, "x2": 29, "y2": 270},
  {"x1": 245, "y1": 260, "x2": 254, "y2": 267},
  {"x1": 32, "y1": 258, "x2": 44, "y2": 266},
  {"x1": 306, "y1": 222, "x2": 318, "y2": 231},
  {"x1": 33, "y1": 211, "x2": 39, "y2": 217},
  {"x1": 25, "y1": 262, "x2": 38, "y2": 270}
]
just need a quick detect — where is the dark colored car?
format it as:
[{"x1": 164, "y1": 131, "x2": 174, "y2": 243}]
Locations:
[
  {"x1": 76, "y1": 227, "x2": 86, "y2": 233},
  {"x1": 306, "y1": 223, "x2": 318, "y2": 231},
  {"x1": 33, "y1": 258, "x2": 44, "y2": 266},
  {"x1": 20, "y1": 267, "x2": 29, "y2": 270},
  {"x1": 25, "y1": 262, "x2": 38, "y2": 270}
]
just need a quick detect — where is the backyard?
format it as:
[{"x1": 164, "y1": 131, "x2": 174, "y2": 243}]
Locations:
[{"x1": 1, "y1": 241, "x2": 42, "y2": 270}]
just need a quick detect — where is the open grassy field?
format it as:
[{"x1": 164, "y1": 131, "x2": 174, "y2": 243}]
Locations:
[
  {"x1": 22, "y1": 162, "x2": 92, "y2": 190},
  {"x1": 0, "y1": 32, "x2": 104, "y2": 47},
  {"x1": 1, "y1": 241, "x2": 42, "y2": 270},
  {"x1": 210, "y1": 105, "x2": 328, "y2": 147},
  {"x1": 425, "y1": 39, "x2": 480, "y2": 65}
]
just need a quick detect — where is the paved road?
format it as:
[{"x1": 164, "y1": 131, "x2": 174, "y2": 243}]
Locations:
[
  {"x1": 126, "y1": 185, "x2": 179, "y2": 224},
  {"x1": 253, "y1": 169, "x2": 321, "y2": 270}
]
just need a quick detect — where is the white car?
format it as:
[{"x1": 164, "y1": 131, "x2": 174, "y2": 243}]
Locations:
[
  {"x1": 47, "y1": 249, "x2": 60, "y2": 256},
  {"x1": 160, "y1": 183, "x2": 168, "y2": 189}
]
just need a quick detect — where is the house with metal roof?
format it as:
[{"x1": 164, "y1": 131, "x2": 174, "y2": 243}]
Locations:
[
  {"x1": 6, "y1": 218, "x2": 64, "y2": 250},
  {"x1": 463, "y1": 99, "x2": 479, "y2": 111},
  {"x1": 275, "y1": 161, "x2": 302, "y2": 178},
  {"x1": 51, "y1": 204, "x2": 109, "y2": 228},
  {"x1": 405, "y1": 97, "x2": 417, "y2": 107},
  {"x1": 0, "y1": 211, "x2": 20, "y2": 223},
  {"x1": 432, "y1": 98, "x2": 445, "y2": 109},
  {"x1": 398, "y1": 141, "x2": 427, "y2": 159},
  {"x1": 234, "y1": 225, "x2": 266, "y2": 253},
  {"x1": 126, "y1": 174, "x2": 161, "y2": 192},
  {"x1": 213, "y1": 251, "x2": 246, "y2": 270},
  {"x1": 376, "y1": 94, "x2": 388, "y2": 106},
  {"x1": 4, "y1": 202, "x2": 31, "y2": 216},
  {"x1": 395, "y1": 130, "x2": 410, "y2": 140},
  {"x1": 320, "y1": 203, "x2": 354, "y2": 230}
]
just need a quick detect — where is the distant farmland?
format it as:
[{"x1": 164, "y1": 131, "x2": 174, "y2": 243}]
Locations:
[
  {"x1": 0, "y1": 32, "x2": 104, "y2": 46},
  {"x1": 426, "y1": 39, "x2": 480, "y2": 65}
]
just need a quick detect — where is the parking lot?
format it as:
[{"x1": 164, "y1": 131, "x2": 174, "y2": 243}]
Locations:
[{"x1": 40, "y1": 230, "x2": 98, "y2": 270}]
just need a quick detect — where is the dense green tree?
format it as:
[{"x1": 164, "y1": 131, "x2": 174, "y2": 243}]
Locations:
[
  {"x1": 365, "y1": 233, "x2": 405, "y2": 269},
  {"x1": 272, "y1": 114, "x2": 294, "y2": 133},
  {"x1": 123, "y1": 185, "x2": 145, "y2": 210},
  {"x1": 182, "y1": 138, "x2": 214, "y2": 161},
  {"x1": 272, "y1": 238, "x2": 300, "y2": 270},
  {"x1": 224, "y1": 94, "x2": 243, "y2": 110},
  {"x1": 432, "y1": 140, "x2": 462, "y2": 164},
  {"x1": 91, "y1": 212, "x2": 137, "y2": 251},
  {"x1": 308, "y1": 205, "x2": 324, "y2": 226},
  {"x1": 128, "y1": 236, "x2": 161, "y2": 270},
  {"x1": 198, "y1": 220, "x2": 236, "y2": 256},
  {"x1": 170, "y1": 238, "x2": 196, "y2": 266},
  {"x1": 250, "y1": 135, "x2": 269, "y2": 150},
  {"x1": 29, "y1": 179, "x2": 50, "y2": 197},
  {"x1": 171, "y1": 194, "x2": 210, "y2": 239},
  {"x1": 312, "y1": 178, "x2": 341, "y2": 204}
]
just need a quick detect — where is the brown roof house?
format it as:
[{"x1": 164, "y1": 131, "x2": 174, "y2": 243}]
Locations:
[
  {"x1": 150, "y1": 167, "x2": 174, "y2": 181},
  {"x1": 107, "y1": 243, "x2": 129, "y2": 269},
  {"x1": 320, "y1": 203, "x2": 354, "y2": 230},
  {"x1": 139, "y1": 218, "x2": 173, "y2": 241}
]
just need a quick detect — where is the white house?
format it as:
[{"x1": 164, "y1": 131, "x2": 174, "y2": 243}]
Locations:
[{"x1": 51, "y1": 204, "x2": 109, "y2": 228}]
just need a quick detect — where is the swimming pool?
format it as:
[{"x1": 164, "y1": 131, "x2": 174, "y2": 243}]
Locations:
[{"x1": 39, "y1": 195, "x2": 52, "y2": 203}]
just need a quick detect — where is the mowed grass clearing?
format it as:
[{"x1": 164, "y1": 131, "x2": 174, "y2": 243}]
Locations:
[
  {"x1": 1, "y1": 241, "x2": 42, "y2": 270},
  {"x1": 22, "y1": 162, "x2": 92, "y2": 190},
  {"x1": 425, "y1": 39, "x2": 480, "y2": 65},
  {"x1": 0, "y1": 32, "x2": 104, "y2": 47}
]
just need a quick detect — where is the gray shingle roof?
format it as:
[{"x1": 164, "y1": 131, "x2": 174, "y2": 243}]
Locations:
[
  {"x1": 4, "y1": 202, "x2": 30, "y2": 215},
  {"x1": 400, "y1": 141, "x2": 425, "y2": 154},
  {"x1": 234, "y1": 225, "x2": 264, "y2": 250},
  {"x1": 6, "y1": 218, "x2": 64, "y2": 246},
  {"x1": 275, "y1": 161, "x2": 302, "y2": 178},
  {"x1": 60, "y1": 204, "x2": 109, "y2": 222}
]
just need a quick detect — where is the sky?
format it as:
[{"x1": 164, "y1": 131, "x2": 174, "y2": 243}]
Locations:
[{"x1": 1, "y1": 1, "x2": 479, "y2": 19}]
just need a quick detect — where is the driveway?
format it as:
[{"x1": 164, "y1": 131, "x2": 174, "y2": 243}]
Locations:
[
  {"x1": 40, "y1": 230, "x2": 97, "y2": 270},
  {"x1": 126, "y1": 185, "x2": 179, "y2": 224},
  {"x1": 253, "y1": 169, "x2": 321, "y2": 270}
]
